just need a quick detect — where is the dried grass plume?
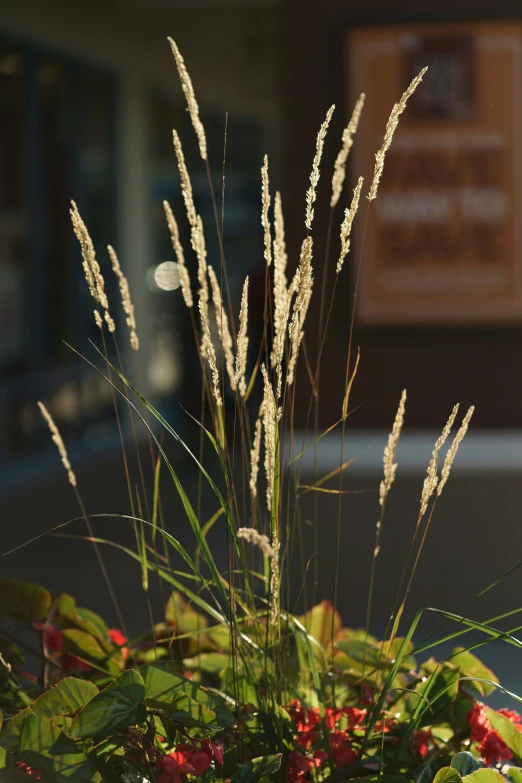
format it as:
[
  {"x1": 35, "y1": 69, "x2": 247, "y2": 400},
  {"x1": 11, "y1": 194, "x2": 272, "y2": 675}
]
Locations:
[
  {"x1": 305, "y1": 104, "x2": 335, "y2": 230},
  {"x1": 238, "y1": 527, "x2": 274, "y2": 558},
  {"x1": 172, "y1": 131, "x2": 197, "y2": 231},
  {"x1": 269, "y1": 535, "x2": 280, "y2": 627},
  {"x1": 208, "y1": 265, "x2": 235, "y2": 391},
  {"x1": 108, "y1": 245, "x2": 139, "y2": 351},
  {"x1": 437, "y1": 406, "x2": 474, "y2": 495},
  {"x1": 235, "y1": 276, "x2": 249, "y2": 397},
  {"x1": 163, "y1": 200, "x2": 193, "y2": 308},
  {"x1": 368, "y1": 67, "x2": 427, "y2": 201},
  {"x1": 420, "y1": 403, "x2": 459, "y2": 517},
  {"x1": 249, "y1": 415, "x2": 262, "y2": 498},
  {"x1": 70, "y1": 201, "x2": 115, "y2": 333},
  {"x1": 261, "y1": 155, "x2": 272, "y2": 266},
  {"x1": 287, "y1": 237, "x2": 314, "y2": 386},
  {"x1": 336, "y1": 176, "x2": 363, "y2": 274},
  {"x1": 38, "y1": 402, "x2": 77, "y2": 487},
  {"x1": 272, "y1": 191, "x2": 288, "y2": 366},
  {"x1": 379, "y1": 389, "x2": 406, "y2": 507},
  {"x1": 331, "y1": 93, "x2": 365, "y2": 208},
  {"x1": 168, "y1": 38, "x2": 207, "y2": 161},
  {"x1": 261, "y1": 364, "x2": 276, "y2": 511},
  {"x1": 198, "y1": 299, "x2": 222, "y2": 406}
]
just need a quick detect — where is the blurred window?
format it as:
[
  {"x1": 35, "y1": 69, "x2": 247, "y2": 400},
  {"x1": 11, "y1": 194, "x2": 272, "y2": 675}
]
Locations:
[{"x1": 0, "y1": 38, "x2": 118, "y2": 467}]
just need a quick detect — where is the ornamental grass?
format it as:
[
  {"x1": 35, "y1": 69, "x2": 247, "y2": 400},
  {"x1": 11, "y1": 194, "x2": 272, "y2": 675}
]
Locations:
[{"x1": 0, "y1": 38, "x2": 520, "y2": 783}]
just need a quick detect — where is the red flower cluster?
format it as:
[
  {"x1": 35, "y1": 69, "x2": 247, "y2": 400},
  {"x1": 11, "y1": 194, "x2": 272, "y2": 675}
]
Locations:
[
  {"x1": 108, "y1": 628, "x2": 129, "y2": 661},
  {"x1": 17, "y1": 761, "x2": 40, "y2": 778},
  {"x1": 35, "y1": 623, "x2": 128, "y2": 670},
  {"x1": 467, "y1": 703, "x2": 514, "y2": 765},
  {"x1": 415, "y1": 730, "x2": 433, "y2": 760},
  {"x1": 157, "y1": 740, "x2": 224, "y2": 783},
  {"x1": 287, "y1": 701, "x2": 362, "y2": 780},
  {"x1": 287, "y1": 750, "x2": 328, "y2": 782}
]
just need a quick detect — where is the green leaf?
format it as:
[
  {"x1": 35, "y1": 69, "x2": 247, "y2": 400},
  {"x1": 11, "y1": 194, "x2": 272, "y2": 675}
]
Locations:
[
  {"x1": 57, "y1": 595, "x2": 109, "y2": 643},
  {"x1": 433, "y1": 768, "x2": 462, "y2": 783},
  {"x1": 142, "y1": 664, "x2": 232, "y2": 728},
  {"x1": 302, "y1": 601, "x2": 341, "y2": 654},
  {"x1": 412, "y1": 665, "x2": 460, "y2": 723},
  {"x1": 143, "y1": 666, "x2": 217, "y2": 727},
  {"x1": 135, "y1": 647, "x2": 168, "y2": 664},
  {"x1": 486, "y1": 708, "x2": 522, "y2": 761},
  {"x1": 451, "y1": 648, "x2": 499, "y2": 697},
  {"x1": 19, "y1": 714, "x2": 96, "y2": 782},
  {"x1": 0, "y1": 708, "x2": 32, "y2": 752},
  {"x1": 61, "y1": 630, "x2": 122, "y2": 675},
  {"x1": 451, "y1": 752, "x2": 482, "y2": 776},
  {"x1": 231, "y1": 754, "x2": 282, "y2": 783},
  {"x1": 205, "y1": 624, "x2": 231, "y2": 651},
  {"x1": 68, "y1": 670, "x2": 146, "y2": 739},
  {"x1": 508, "y1": 769, "x2": 522, "y2": 783},
  {"x1": 463, "y1": 771, "x2": 505, "y2": 783},
  {"x1": 183, "y1": 653, "x2": 229, "y2": 675},
  {"x1": 0, "y1": 580, "x2": 51, "y2": 622},
  {"x1": 32, "y1": 678, "x2": 98, "y2": 719}
]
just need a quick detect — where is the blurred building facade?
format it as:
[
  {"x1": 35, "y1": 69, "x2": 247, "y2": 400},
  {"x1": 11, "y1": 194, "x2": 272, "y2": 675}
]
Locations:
[{"x1": 2, "y1": 0, "x2": 522, "y2": 479}]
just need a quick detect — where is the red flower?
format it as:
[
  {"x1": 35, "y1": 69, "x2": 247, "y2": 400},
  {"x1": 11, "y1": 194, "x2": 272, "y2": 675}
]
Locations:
[
  {"x1": 287, "y1": 751, "x2": 312, "y2": 782},
  {"x1": 200, "y1": 739, "x2": 224, "y2": 766},
  {"x1": 108, "y1": 628, "x2": 129, "y2": 661},
  {"x1": 374, "y1": 716, "x2": 396, "y2": 735},
  {"x1": 415, "y1": 729, "x2": 433, "y2": 759},
  {"x1": 344, "y1": 707, "x2": 366, "y2": 729},
  {"x1": 174, "y1": 745, "x2": 209, "y2": 776},
  {"x1": 17, "y1": 761, "x2": 40, "y2": 779},
  {"x1": 323, "y1": 706, "x2": 365, "y2": 731},
  {"x1": 329, "y1": 731, "x2": 358, "y2": 766},
  {"x1": 467, "y1": 703, "x2": 491, "y2": 742},
  {"x1": 312, "y1": 750, "x2": 328, "y2": 768},
  {"x1": 157, "y1": 753, "x2": 195, "y2": 783},
  {"x1": 477, "y1": 729, "x2": 513, "y2": 766},
  {"x1": 169, "y1": 741, "x2": 223, "y2": 776},
  {"x1": 296, "y1": 731, "x2": 318, "y2": 749},
  {"x1": 287, "y1": 748, "x2": 326, "y2": 783}
]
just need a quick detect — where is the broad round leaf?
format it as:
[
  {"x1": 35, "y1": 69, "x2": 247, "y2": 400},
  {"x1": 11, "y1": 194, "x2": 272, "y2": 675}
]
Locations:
[
  {"x1": 508, "y1": 768, "x2": 522, "y2": 783},
  {"x1": 32, "y1": 678, "x2": 98, "y2": 719},
  {"x1": 463, "y1": 770, "x2": 506, "y2": 783},
  {"x1": 433, "y1": 767, "x2": 462, "y2": 783},
  {"x1": 68, "y1": 670, "x2": 146, "y2": 739},
  {"x1": 19, "y1": 714, "x2": 95, "y2": 782},
  {"x1": 0, "y1": 580, "x2": 51, "y2": 622},
  {"x1": 143, "y1": 664, "x2": 232, "y2": 728},
  {"x1": 451, "y1": 752, "x2": 482, "y2": 777}
]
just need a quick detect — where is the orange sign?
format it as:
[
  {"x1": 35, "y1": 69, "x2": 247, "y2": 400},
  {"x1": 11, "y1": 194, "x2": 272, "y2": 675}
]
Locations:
[{"x1": 348, "y1": 22, "x2": 522, "y2": 323}]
